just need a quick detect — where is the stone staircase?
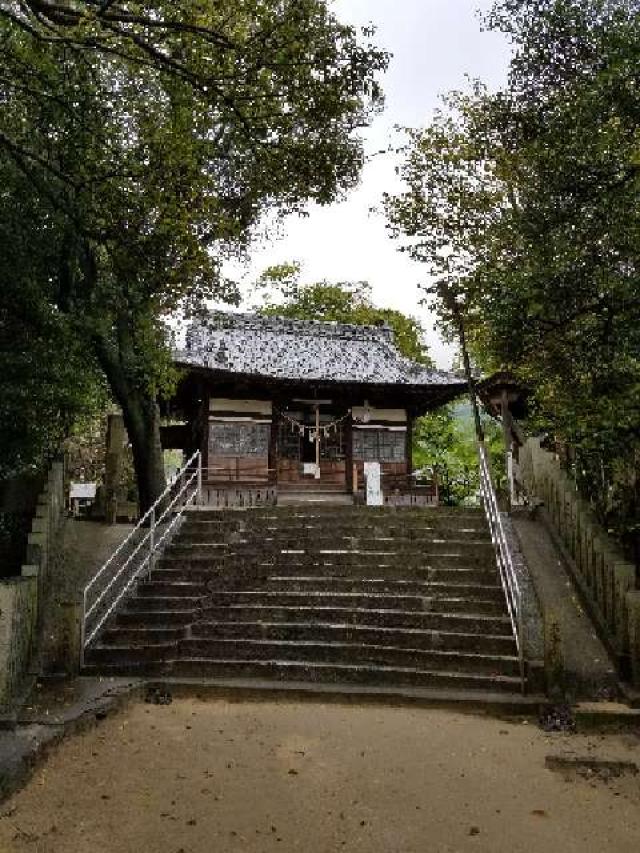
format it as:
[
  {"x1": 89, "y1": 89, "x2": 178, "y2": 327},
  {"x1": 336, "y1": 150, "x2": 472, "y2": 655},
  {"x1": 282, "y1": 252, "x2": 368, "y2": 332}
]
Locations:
[{"x1": 84, "y1": 506, "x2": 525, "y2": 694}]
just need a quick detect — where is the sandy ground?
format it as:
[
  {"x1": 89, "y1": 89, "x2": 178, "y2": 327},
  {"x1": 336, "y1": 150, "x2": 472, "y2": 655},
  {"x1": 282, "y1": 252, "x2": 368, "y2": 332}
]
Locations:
[{"x1": 0, "y1": 699, "x2": 639, "y2": 853}]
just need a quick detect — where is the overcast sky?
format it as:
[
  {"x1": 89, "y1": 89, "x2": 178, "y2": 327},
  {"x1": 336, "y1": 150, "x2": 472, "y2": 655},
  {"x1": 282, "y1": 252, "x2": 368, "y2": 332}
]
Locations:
[{"x1": 234, "y1": 1, "x2": 513, "y2": 368}]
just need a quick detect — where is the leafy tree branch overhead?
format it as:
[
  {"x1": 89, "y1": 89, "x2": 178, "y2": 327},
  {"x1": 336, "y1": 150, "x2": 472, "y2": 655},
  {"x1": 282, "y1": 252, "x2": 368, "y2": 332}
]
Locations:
[
  {"x1": 0, "y1": 1, "x2": 388, "y2": 510},
  {"x1": 384, "y1": 0, "x2": 640, "y2": 553},
  {"x1": 254, "y1": 263, "x2": 431, "y2": 365}
]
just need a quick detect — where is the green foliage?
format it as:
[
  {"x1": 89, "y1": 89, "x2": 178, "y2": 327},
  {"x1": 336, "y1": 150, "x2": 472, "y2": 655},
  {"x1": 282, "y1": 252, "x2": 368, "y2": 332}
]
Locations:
[
  {"x1": 0, "y1": 171, "x2": 107, "y2": 478},
  {"x1": 0, "y1": 2, "x2": 388, "y2": 506},
  {"x1": 385, "y1": 0, "x2": 640, "y2": 547},
  {"x1": 414, "y1": 406, "x2": 506, "y2": 506},
  {"x1": 255, "y1": 264, "x2": 431, "y2": 364}
]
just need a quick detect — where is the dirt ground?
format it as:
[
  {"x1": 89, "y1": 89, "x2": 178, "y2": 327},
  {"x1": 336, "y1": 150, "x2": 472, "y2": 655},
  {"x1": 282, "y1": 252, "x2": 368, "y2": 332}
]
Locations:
[{"x1": 0, "y1": 699, "x2": 639, "y2": 853}]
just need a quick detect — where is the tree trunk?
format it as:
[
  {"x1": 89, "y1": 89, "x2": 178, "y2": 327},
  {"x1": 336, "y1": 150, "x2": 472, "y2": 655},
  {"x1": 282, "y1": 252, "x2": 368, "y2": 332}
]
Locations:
[
  {"x1": 121, "y1": 394, "x2": 166, "y2": 516},
  {"x1": 92, "y1": 335, "x2": 166, "y2": 515}
]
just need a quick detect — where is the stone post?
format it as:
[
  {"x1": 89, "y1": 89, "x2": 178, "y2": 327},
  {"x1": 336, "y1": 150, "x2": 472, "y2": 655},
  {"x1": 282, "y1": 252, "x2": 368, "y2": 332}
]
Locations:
[
  {"x1": 544, "y1": 611, "x2": 564, "y2": 700},
  {"x1": 51, "y1": 600, "x2": 83, "y2": 676},
  {"x1": 626, "y1": 591, "x2": 640, "y2": 688}
]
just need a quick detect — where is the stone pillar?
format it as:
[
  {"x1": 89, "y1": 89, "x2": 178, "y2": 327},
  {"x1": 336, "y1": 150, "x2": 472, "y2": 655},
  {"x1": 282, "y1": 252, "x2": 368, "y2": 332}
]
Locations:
[
  {"x1": 104, "y1": 414, "x2": 126, "y2": 525},
  {"x1": 0, "y1": 577, "x2": 37, "y2": 708},
  {"x1": 626, "y1": 591, "x2": 640, "y2": 688},
  {"x1": 47, "y1": 600, "x2": 83, "y2": 676}
]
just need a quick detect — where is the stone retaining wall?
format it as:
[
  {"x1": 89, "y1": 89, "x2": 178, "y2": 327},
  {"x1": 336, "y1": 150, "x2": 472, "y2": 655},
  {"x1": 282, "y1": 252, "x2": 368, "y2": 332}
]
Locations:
[
  {"x1": 519, "y1": 438, "x2": 639, "y2": 684},
  {"x1": 0, "y1": 458, "x2": 66, "y2": 708},
  {"x1": 0, "y1": 578, "x2": 37, "y2": 707}
]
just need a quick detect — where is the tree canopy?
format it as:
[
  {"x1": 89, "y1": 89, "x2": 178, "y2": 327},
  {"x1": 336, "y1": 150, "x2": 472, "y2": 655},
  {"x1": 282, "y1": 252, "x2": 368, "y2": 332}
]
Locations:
[
  {"x1": 385, "y1": 0, "x2": 640, "y2": 547},
  {"x1": 0, "y1": 1, "x2": 388, "y2": 509},
  {"x1": 255, "y1": 263, "x2": 431, "y2": 364}
]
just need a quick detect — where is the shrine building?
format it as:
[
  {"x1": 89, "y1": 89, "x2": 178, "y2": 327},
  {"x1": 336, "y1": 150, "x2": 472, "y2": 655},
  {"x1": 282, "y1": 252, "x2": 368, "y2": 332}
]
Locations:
[{"x1": 165, "y1": 313, "x2": 466, "y2": 505}]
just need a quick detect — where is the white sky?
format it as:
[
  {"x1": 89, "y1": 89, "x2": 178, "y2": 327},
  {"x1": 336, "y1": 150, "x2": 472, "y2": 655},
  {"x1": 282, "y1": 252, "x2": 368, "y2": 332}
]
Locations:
[{"x1": 232, "y1": 1, "x2": 512, "y2": 368}]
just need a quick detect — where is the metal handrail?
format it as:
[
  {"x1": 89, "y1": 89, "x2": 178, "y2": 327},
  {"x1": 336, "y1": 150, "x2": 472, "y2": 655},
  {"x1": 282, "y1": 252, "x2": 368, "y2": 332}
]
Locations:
[
  {"x1": 477, "y1": 442, "x2": 525, "y2": 691},
  {"x1": 80, "y1": 450, "x2": 202, "y2": 662}
]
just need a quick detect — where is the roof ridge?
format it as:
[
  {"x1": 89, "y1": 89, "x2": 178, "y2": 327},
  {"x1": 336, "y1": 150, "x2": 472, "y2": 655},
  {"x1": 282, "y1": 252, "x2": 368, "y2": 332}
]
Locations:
[{"x1": 197, "y1": 311, "x2": 395, "y2": 341}]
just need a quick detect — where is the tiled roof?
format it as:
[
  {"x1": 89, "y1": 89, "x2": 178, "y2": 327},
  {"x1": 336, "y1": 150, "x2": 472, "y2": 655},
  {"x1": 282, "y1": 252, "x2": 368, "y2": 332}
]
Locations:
[{"x1": 176, "y1": 312, "x2": 463, "y2": 388}]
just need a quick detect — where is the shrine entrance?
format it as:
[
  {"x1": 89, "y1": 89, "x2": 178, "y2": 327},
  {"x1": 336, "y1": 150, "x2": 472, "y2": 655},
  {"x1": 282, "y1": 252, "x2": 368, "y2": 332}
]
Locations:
[{"x1": 276, "y1": 402, "x2": 350, "y2": 489}]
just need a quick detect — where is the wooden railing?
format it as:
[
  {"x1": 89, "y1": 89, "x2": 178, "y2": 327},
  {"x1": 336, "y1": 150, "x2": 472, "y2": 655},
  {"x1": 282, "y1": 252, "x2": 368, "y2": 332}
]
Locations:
[{"x1": 205, "y1": 461, "x2": 274, "y2": 484}]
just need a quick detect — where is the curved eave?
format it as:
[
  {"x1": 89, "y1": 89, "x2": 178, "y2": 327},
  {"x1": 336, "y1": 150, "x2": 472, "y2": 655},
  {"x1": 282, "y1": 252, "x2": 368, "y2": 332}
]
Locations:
[{"x1": 173, "y1": 361, "x2": 466, "y2": 414}]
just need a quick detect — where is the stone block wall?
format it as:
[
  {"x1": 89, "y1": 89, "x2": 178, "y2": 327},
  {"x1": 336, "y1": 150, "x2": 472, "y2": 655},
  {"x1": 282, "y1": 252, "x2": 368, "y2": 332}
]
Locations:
[
  {"x1": 0, "y1": 457, "x2": 66, "y2": 708},
  {"x1": 21, "y1": 459, "x2": 65, "y2": 602},
  {"x1": 519, "y1": 438, "x2": 639, "y2": 684},
  {"x1": 0, "y1": 577, "x2": 37, "y2": 708}
]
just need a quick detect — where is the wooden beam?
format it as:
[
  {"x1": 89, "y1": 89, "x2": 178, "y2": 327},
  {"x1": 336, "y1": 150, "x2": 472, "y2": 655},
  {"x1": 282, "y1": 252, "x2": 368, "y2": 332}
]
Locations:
[{"x1": 345, "y1": 414, "x2": 354, "y2": 494}]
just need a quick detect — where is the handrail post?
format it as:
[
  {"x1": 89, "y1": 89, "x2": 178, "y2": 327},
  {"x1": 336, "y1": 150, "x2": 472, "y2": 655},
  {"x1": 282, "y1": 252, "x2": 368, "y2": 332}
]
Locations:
[
  {"x1": 148, "y1": 506, "x2": 156, "y2": 576},
  {"x1": 197, "y1": 451, "x2": 203, "y2": 506},
  {"x1": 518, "y1": 609, "x2": 525, "y2": 694},
  {"x1": 80, "y1": 588, "x2": 87, "y2": 669}
]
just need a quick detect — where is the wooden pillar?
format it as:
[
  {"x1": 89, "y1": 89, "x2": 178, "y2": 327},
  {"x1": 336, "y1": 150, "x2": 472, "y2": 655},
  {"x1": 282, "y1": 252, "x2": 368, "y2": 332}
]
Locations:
[
  {"x1": 314, "y1": 404, "x2": 321, "y2": 479},
  {"x1": 201, "y1": 384, "x2": 210, "y2": 481},
  {"x1": 345, "y1": 412, "x2": 354, "y2": 494},
  {"x1": 269, "y1": 405, "x2": 279, "y2": 485},
  {"x1": 405, "y1": 414, "x2": 413, "y2": 480}
]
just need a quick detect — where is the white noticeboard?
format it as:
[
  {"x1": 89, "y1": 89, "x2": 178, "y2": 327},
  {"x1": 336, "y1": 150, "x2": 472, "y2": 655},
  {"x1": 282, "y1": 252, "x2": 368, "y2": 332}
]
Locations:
[{"x1": 363, "y1": 462, "x2": 383, "y2": 506}]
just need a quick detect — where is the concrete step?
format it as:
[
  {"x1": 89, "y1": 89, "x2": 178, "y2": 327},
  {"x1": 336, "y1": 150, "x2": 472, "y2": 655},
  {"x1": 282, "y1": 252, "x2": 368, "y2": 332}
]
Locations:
[
  {"x1": 158, "y1": 555, "x2": 495, "y2": 575},
  {"x1": 266, "y1": 566, "x2": 500, "y2": 585},
  {"x1": 274, "y1": 550, "x2": 496, "y2": 569},
  {"x1": 198, "y1": 605, "x2": 511, "y2": 632},
  {"x1": 137, "y1": 581, "x2": 207, "y2": 598},
  {"x1": 85, "y1": 643, "x2": 179, "y2": 665},
  {"x1": 190, "y1": 620, "x2": 518, "y2": 655},
  {"x1": 262, "y1": 575, "x2": 503, "y2": 597},
  {"x1": 101, "y1": 625, "x2": 187, "y2": 645},
  {"x1": 177, "y1": 528, "x2": 492, "y2": 545},
  {"x1": 161, "y1": 551, "x2": 496, "y2": 572},
  {"x1": 168, "y1": 539, "x2": 494, "y2": 555},
  {"x1": 151, "y1": 561, "x2": 250, "y2": 590},
  {"x1": 181, "y1": 516, "x2": 489, "y2": 534},
  {"x1": 205, "y1": 590, "x2": 507, "y2": 616},
  {"x1": 167, "y1": 543, "x2": 235, "y2": 558},
  {"x1": 176, "y1": 638, "x2": 520, "y2": 677},
  {"x1": 277, "y1": 493, "x2": 355, "y2": 506},
  {"x1": 173, "y1": 535, "x2": 493, "y2": 552},
  {"x1": 84, "y1": 504, "x2": 522, "y2": 695},
  {"x1": 188, "y1": 507, "x2": 485, "y2": 520},
  {"x1": 83, "y1": 657, "x2": 522, "y2": 693},
  {"x1": 87, "y1": 639, "x2": 518, "y2": 678},
  {"x1": 126, "y1": 595, "x2": 203, "y2": 612},
  {"x1": 158, "y1": 556, "x2": 230, "y2": 572},
  {"x1": 116, "y1": 609, "x2": 195, "y2": 627},
  {"x1": 149, "y1": 565, "x2": 499, "y2": 587}
]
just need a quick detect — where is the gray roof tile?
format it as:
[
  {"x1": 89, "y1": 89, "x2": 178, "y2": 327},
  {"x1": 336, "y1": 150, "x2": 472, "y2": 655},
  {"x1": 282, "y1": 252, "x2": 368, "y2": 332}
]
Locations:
[{"x1": 176, "y1": 312, "x2": 462, "y2": 387}]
